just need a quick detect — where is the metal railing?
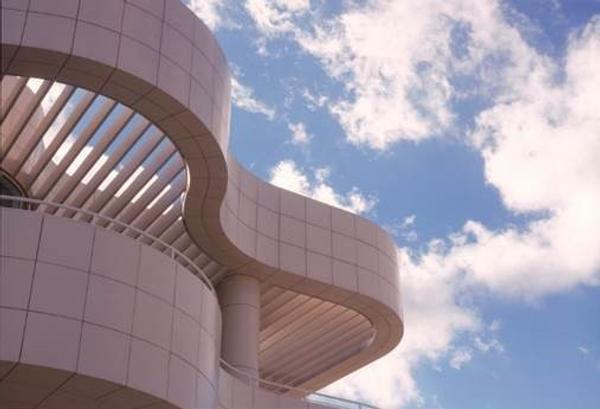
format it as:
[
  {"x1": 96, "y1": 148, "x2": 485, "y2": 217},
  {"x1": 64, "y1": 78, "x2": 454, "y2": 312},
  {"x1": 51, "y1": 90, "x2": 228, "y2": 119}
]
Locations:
[
  {"x1": 1, "y1": 194, "x2": 379, "y2": 409},
  {"x1": 0, "y1": 195, "x2": 215, "y2": 293},
  {"x1": 219, "y1": 359, "x2": 380, "y2": 409}
]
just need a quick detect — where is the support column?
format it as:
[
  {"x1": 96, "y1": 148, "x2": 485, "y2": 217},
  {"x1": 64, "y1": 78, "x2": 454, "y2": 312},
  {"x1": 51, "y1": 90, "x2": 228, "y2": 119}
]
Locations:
[{"x1": 217, "y1": 274, "x2": 261, "y2": 380}]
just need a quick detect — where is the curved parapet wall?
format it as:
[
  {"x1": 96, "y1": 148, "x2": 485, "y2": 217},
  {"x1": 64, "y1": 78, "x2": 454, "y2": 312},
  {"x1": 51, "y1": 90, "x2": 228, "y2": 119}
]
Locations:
[
  {"x1": 222, "y1": 161, "x2": 402, "y2": 389},
  {"x1": 0, "y1": 207, "x2": 221, "y2": 409},
  {"x1": 1, "y1": 0, "x2": 403, "y2": 388}
]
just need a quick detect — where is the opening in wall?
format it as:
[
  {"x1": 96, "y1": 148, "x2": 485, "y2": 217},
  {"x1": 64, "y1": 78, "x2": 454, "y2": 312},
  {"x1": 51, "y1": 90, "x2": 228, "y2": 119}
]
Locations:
[{"x1": 0, "y1": 170, "x2": 27, "y2": 208}]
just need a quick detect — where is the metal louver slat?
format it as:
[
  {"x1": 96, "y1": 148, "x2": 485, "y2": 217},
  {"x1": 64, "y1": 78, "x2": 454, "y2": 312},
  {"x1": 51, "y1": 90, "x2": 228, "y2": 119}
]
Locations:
[
  {"x1": 1, "y1": 79, "x2": 52, "y2": 153},
  {"x1": 28, "y1": 96, "x2": 116, "y2": 199},
  {"x1": 2, "y1": 83, "x2": 74, "y2": 175},
  {"x1": 76, "y1": 127, "x2": 164, "y2": 218},
  {"x1": 15, "y1": 89, "x2": 96, "y2": 188},
  {"x1": 62, "y1": 121, "x2": 152, "y2": 216},
  {"x1": 0, "y1": 76, "x2": 27, "y2": 122}
]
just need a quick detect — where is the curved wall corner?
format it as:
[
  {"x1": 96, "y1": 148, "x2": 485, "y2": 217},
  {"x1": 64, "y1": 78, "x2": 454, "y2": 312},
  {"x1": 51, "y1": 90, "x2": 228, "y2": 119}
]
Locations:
[
  {"x1": 218, "y1": 161, "x2": 404, "y2": 389},
  {"x1": 0, "y1": 207, "x2": 221, "y2": 409}
]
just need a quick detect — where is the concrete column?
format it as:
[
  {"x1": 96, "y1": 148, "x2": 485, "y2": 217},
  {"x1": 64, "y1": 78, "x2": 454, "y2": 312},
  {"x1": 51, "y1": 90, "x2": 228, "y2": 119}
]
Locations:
[{"x1": 217, "y1": 274, "x2": 261, "y2": 380}]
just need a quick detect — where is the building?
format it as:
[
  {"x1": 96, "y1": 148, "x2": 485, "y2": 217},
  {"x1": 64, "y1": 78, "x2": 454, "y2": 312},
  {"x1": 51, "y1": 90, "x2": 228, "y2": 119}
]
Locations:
[{"x1": 0, "y1": 1, "x2": 404, "y2": 408}]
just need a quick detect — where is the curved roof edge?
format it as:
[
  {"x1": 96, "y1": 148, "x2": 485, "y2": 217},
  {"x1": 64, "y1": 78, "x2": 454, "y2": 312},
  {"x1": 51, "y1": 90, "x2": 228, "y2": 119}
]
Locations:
[{"x1": 1, "y1": 0, "x2": 403, "y2": 389}]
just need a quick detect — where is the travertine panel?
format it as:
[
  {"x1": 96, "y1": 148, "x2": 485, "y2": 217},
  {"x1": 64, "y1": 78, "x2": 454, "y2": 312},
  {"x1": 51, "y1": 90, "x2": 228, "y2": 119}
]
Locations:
[
  {"x1": 79, "y1": 0, "x2": 124, "y2": 31},
  {"x1": 85, "y1": 274, "x2": 135, "y2": 333},
  {"x1": 0, "y1": 208, "x2": 42, "y2": 259},
  {"x1": 78, "y1": 323, "x2": 130, "y2": 383},
  {"x1": 37, "y1": 215, "x2": 94, "y2": 270},
  {"x1": 91, "y1": 228, "x2": 140, "y2": 285},
  {"x1": 133, "y1": 291, "x2": 173, "y2": 349},
  {"x1": 0, "y1": 257, "x2": 35, "y2": 309},
  {"x1": 138, "y1": 244, "x2": 176, "y2": 303},
  {"x1": 30, "y1": 262, "x2": 88, "y2": 319},
  {"x1": 21, "y1": 312, "x2": 82, "y2": 372},
  {"x1": 172, "y1": 309, "x2": 200, "y2": 365},
  {"x1": 0, "y1": 308, "x2": 26, "y2": 362}
]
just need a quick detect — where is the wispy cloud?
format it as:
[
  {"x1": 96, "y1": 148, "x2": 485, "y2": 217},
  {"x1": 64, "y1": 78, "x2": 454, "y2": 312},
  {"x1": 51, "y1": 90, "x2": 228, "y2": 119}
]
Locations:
[
  {"x1": 578, "y1": 346, "x2": 591, "y2": 355},
  {"x1": 231, "y1": 77, "x2": 276, "y2": 120},
  {"x1": 474, "y1": 336, "x2": 504, "y2": 354},
  {"x1": 245, "y1": 0, "x2": 548, "y2": 150},
  {"x1": 288, "y1": 121, "x2": 311, "y2": 146},
  {"x1": 301, "y1": 88, "x2": 328, "y2": 111},
  {"x1": 186, "y1": 0, "x2": 228, "y2": 30},
  {"x1": 384, "y1": 215, "x2": 419, "y2": 243},
  {"x1": 269, "y1": 159, "x2": 376, "y2": 215},
  {"x1": 245, "y1": 0, "x2": 310, "y2": 37},
  {"x1": 450, "y1": 349, "x2": 473, "y2": 370}
]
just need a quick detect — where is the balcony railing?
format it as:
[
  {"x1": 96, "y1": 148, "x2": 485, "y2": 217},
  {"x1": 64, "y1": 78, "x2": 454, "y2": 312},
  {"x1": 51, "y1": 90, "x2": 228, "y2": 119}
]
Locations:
[
  {"x1": 220, "y1": 359, "x2": 380, "y2": 409},
  {"x1": 0, "y1": 194, "x2": 215, "y2": 294}
]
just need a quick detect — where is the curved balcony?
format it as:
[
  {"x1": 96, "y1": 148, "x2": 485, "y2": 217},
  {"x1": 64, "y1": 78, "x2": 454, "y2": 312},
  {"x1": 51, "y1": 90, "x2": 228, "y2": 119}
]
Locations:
[{"x1": 0, "y1": 201, "x2": 221, "y2": 409}]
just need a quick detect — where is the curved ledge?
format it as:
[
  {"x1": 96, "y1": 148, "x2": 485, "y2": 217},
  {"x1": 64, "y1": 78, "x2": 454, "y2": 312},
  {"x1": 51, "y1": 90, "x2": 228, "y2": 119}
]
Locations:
[
  {"x1": 1, "y1": 0, "x2": 403, "y2": 389},
  {"x1": 0, "y1": 207, "x2": 221, "y2": 409}
]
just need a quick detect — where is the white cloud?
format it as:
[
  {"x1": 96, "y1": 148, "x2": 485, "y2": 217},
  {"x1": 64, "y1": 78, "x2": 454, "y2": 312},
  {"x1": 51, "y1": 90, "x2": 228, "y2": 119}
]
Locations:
[
  {"x1": 402, "y1": 215, "x2": 416, "y2": 227},
  {"x1": 399, "y1": 215, "x2": 418, "y2": 242},
  {"x1": 269, "y1": 159, "x2": 309, "y2": 194},
  {"x1": 489, "y1": 320, "x2": 501, "y2": 332},
  {"x1": 186, "y1": 0, "x2": 225, "y2": 30},
  {"x1": 578, "y1": 346, "x2": 590, "y2": 355},
  {"x1": 474, "y1": 336, "x2": 504, "y2": 354},
  {"x1": 427, "y1": 18, "x2": 600, "y2": 300},
  {"x1": 246, "y1": 0, "x2": 549, "y2": 149},
  {"x1": 384, "y1": 215, "x2": 419, "y2": 243},
  {"x1": 269, "y1": 159, "x2": 376, "y2": 214},
  {"x1": 231, "y1": 77, "x2": 276, "y2": 120},
  {"x1": 301, "y1": 88, "x2": 328, "y2": 111},
  {"x1": 245, "y1": 0, "x2": 310, "y2": 37},
  {"x1": 288, "y1": 121, "x2": 311, "y2": 145},
  {"x1": 449, "y1": 349, "x2": 473, "y2": 370}
]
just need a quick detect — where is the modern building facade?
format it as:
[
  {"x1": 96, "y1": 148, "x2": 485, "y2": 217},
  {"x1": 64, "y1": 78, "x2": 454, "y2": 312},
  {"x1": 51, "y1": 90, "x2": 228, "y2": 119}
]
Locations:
[{"x1": 0, "y1": 1, "x2": 404, "y2": 408}]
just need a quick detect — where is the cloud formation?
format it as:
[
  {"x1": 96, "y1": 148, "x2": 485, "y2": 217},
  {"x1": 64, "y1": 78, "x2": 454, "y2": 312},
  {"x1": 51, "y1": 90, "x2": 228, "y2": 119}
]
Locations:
[
  {"x1": 288, "y1": 121, "x2": 311, "y2": 145},
  {"x1": 245, "y1": 0, "x2": 310, "y2": 37},
  {"x1": 449, "y1": 349, "x2": 473, "y2": 370},
  {"x1": 244, "y1": 0, "x2": 547, "y2": 149},
  {"x1": 324, "y1": 13, "x2": 600, "y2": 409},
  {"x1": 231, "y1": 77, "x2": 276, "y2": 120},
  {"x1": 269, "y1": 159, "x2": 376, "y2": 214},
  {"x1": 187, "y1": 0, "x2": 227, "y2": 30}
]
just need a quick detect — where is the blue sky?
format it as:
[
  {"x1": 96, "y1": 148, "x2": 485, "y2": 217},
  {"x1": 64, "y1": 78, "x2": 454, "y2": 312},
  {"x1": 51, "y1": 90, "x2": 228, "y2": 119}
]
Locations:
[{"x1": 184, "y1": 1, "x2": 600, "y2": 408}]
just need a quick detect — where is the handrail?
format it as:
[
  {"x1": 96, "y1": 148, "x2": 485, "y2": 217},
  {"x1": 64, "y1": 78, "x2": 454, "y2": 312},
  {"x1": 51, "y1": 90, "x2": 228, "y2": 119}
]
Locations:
[
  {"x1": 1, "y1": 194, "x2": 379, "y2": 409},
  {"x1": 0, "y1": 195, "x2": 215, "y2": 294},
  {"x1": 219, "y1": 359, "x2": 380, "y2": 409}
]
